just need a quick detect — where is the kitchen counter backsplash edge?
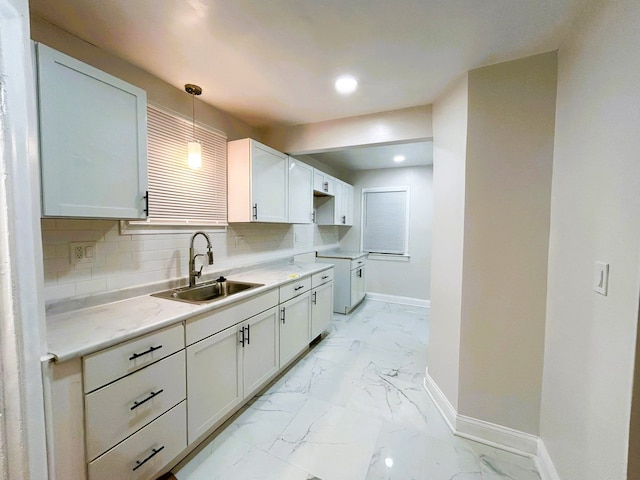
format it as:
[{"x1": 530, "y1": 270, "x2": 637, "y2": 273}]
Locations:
[{"x1": 46, "y1": 261, "x2": 332, "y2": 363}]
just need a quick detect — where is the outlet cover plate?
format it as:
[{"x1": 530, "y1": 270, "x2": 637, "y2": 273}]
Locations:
[{"x1": 70, "y1": 242, "x2": 96, "y2": 265}]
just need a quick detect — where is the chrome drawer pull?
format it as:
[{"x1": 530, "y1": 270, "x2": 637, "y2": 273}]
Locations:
[
  {"x1": 129, "y1": 345, "x2": 162, "y2": 361},
  {"x1": 321, "y1": 275, "x2": 329, "y2": 280},
  {"x1": 132, "y1": 445, "x2": 165, "y2": 471},
  {"x1": 294, "y1": 285, "x2": 304, "y2": 291},
  {"x1": 312, "y1": 291, "x2": 317, "y2": 305},
  {"x1": 130, "y1": 389, "x2": 164, "y2": 411}
]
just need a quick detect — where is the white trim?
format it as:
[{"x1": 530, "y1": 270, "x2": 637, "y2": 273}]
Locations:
[
  {"x1": 423, "y1": 370, "x2": 560, "y2": 479},
  {"x1": 456, "y1": 415, "x2": 538, "y2": 456},
  {"x1": 120, "y1": 220, "x2": 227, "y2": 235},
  {"x1": 535, "y1": 438, "x2": 562, "y2": 480},
  {"x1": 423, "y1": 369, "x2": 457, "y2": 431},
  {"x1": 366, "y1": 292, "x2": 430, "y2": 308},
  {"x1": 367, "y1": 253, "x2": 410, "y2": 262}
]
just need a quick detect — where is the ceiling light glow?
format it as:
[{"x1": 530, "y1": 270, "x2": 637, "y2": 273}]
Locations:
[
  {"x1": 393, "y1": 155, "x2": 406, "y2": 163},
  {"x1": 335, "y1": 75, "x2": 358, "y2": 95}
]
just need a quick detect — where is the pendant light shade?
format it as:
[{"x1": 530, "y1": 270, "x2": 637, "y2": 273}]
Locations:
[{"x1": 185, "y1": 83, "x2": 203, "y2": 170}]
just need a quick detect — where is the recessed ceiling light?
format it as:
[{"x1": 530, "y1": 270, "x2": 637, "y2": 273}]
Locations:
[
  {"x1": 334, "y1": 75, "x2": 358, "y2": 95},
  {"x1": 393, "y1": 155, "x2": 406, "y2": 163}
]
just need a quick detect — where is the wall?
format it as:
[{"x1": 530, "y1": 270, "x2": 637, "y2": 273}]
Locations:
[
  {"x1": 42, "y1": 220, "x2": 338, "y2": 305},
  {"x1": 459, "y1": 52, "x2": 556, "y2": 434},
  {"x1": 266, "y1": 105, "x2": 432, "y2": 154},
  {"x1": 339, "y1": 166, "x2": 433, "y2": 302},
  {"x1": 428, "y1": 74, "x2": 469, "y2": 411},
  {"x1": 540, "y1": 0, "x2": 640, "y2": 477}
]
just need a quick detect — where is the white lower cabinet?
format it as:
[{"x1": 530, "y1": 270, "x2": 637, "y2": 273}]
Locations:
[
  {"x1": 186, "y1": 306, "x2": 281, "y2": 444},
  {"x1": 311, "y1": 281, "x2": 333, "y2": 339},
  {"x1": 186, "y1": 324, "x2": 243, "y2": 444},
  {"x1": 279, "y1": 291, "x2": 311, "y2": 366},
  {"x1": 88, "y1": 402, "x2": 186, "y2": 480}
]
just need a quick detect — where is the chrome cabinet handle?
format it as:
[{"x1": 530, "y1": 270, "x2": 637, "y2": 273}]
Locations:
[
  {"x1": 323, "y1": 181, "x2": 328, "y2": 192},
  {"x1": 132, "y1": 446, "x2": 165, "y2": 471},
  {"x1": 294, "y1": 285, "x2": 304, "y2": 291},
  {"x1": 143, "y1": 191, "x2": 149, "y2": 216},
  {"x1": 312, "y1": 291, "x2": 317, "y2": 305},
  {"x1": 252, "y1": 203, "x2": 258, "y2": 220},
  {"x1": 246, "y1": 323, "x2": 250, "y2": 345},
  {"x1": 321, "y1": 275, "x2": 329, "y2": 280},
  {"x1": 358, "y1": 268, "x2": 362, "y2": 278},
  {"x1": 130, "y1": 389, "x2": 164, "y2": 411},
  {"x1": 281, "y1": 307, "x2": 286, "y2": 324},
  {"x1": 129, "y1": 345, "x2": 162, "y2": 361},
  {"x1": 239, "y1": 326, "x2": 245, "y2": 347}
]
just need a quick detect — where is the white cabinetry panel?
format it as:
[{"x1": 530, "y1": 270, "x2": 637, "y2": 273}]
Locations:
[
  {"x1": 36, "y1": 43, "x2": 148, "y2": 219},
  {"x1": 288, "y1": 157, "x2": 313, "y2": 223},
  {"x1": 279, "y1": 290, "x2": 311, "y2": 366}
]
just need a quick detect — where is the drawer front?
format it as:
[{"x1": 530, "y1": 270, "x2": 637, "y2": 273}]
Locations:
[
  {"x1": 350, "y1": 258, "x2": 366, "y2": 271},
  {"x1": 88, "y1": 401, "x2": 186, "y2": 480},
  {"x1": 85, "y1": 351, "x2": 186, "y2": 461},
  {"x1": 312, "y1": 268, "x2": 334, "y2": 288},
  {"x1": 186, "y1": 289, "x2": 278, "y2": 346},
  {"x1": 84, "y1": 323, "x2": 184, "y2": 393},
  {"x1": 279, "y1": 276, "x2": 311, "y2": 303}
]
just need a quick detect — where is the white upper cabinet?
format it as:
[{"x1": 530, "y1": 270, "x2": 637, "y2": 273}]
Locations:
[
  {"x1": 288, "y1": 157, "x2": 313, "y2": 224},
  {"x1": 228, "y1": 138, "x2": 289, "y2": 223},
  {"x1": 313, "y1": 170, "x2": 335, "y2": 196},
  {"x1": 315, "y1": 179, "x2": 354, "y2": 226},
  {"x1": 337, "y1": 181, "x2": 354, "y2": 226},
  {"x1": 36, "y1": 43, "x2": 148, "y2": 219}
]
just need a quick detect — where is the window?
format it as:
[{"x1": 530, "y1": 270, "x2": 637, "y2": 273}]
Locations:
[
  {"x1": 361, "y1": 186, "x2": 409, "y2": 256},
  {"x1": 123, "y1": 104, "x2": 227, "y2": 232}
]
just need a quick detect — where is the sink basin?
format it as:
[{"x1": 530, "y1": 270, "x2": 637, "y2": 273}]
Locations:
[{"x1": 152, "y1": 280, "x2": 263, "y2": 304}]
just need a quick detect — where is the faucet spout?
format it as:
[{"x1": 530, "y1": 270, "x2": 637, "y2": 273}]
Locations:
[{"x1": 189, "y1": 231, "x2": 214, "y2": 287}]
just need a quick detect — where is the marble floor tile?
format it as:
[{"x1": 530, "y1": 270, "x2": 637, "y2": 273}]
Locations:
[{"x1": 174, "y1": 299, "x2": 540, "y2": 480}]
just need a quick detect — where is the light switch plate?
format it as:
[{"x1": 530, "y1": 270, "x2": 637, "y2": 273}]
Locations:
[{"x1": 594, "y1": 261, "x2": 609, "y2": 296}]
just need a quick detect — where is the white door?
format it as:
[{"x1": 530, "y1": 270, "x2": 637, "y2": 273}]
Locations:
[
  {"x1": 242, "y1": 307, "x2": 279, "y2": 398},
  {"x1": 288, "y1": 158, "x2": 313, "y2": 223},
  {"x1": 279, "y1": 292, "x2": 311, "y2": 366},
  {"x1": 251, "y1": 142, "x2": 288, "y2": 222},
  {"x1": 311, "y1": 282, "x2": 333, "y2": 339},
  {"x1": 36, "y1": 43, "x2": 148, "y2": 219},
  {"x1": 186, "y1": 325, "x2": 242, "y2": 444}
]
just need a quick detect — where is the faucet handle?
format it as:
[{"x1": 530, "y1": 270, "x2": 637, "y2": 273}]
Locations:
[
  {"x1": 216, "y1": 276, "x2": 226, "y2": 282},
  {"x1": 193, "y1": 265, "x2": 203, "y2": 278}
]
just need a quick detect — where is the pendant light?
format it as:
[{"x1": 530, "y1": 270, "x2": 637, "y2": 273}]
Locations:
[{"x1": 185, "y1": 83, "x2": 202, "y2": 169}]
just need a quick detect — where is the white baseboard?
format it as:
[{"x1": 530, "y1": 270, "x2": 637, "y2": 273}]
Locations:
[
  {"x1": 423, "y1": 369, "x2": 456, "y2": 432},
  {"x1": 423, "y1": 370, "x2": 559, "y2": 480},
  {"x1": 535, "y1": 438, "x2": 561, "y2": 480},
  {"x1": 366, "y1": 292, "x2": 430, "y2": 308}
]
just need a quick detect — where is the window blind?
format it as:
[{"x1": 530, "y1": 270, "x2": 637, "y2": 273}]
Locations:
[
  {"x1": 146, "y1": 105, "x2": 227, "y2": 225},
  {"x1": 362, "y1": 187, "x2": 409, "y2": 254}
]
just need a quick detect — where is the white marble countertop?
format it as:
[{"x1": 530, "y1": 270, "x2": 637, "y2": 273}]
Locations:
[
  {"x1": 316, "y1": 249, "x2": 368, "y2": 260},
  {"x1": 46, "y1": 262, "x2": 332, "y2": 363}
]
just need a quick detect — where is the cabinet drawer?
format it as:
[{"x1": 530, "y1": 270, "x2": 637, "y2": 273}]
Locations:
[
  {"x1": 83, "y1": 323, "x2": 184, "y2": 393},
  {"x1": 312, "y1": 268, "x2": 334, "y2": 288},
  {"x1": 351, "y1": 258, "x2": 366, "y2": 271},
  {"x1": 88, "y1": 401, "x2": 186, "y2": 480},
  {"x1": 85, "y1": 351, "x2": 186, "y2": 461},
  {"x1": 186, "y1": 289, "x2": 278, "y2": 346},
  {"x1": 279, "y1": 276, "x2": 311, "y2": 303}
]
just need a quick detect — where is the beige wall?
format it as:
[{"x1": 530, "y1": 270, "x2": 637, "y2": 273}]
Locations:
[
  {"x1": 339, "y1": 166, "x2": 433, "y2": 301},
  {"x1": 458, "y1": 52, "x2": 556, "y2": 434},
  {"x1": 540, "y1": 0, "x2": 640, "y2": 477},
  {"x1": 30, "y1": 14, "x2": 259, "y2": 142},
  {"x1": 265, "y1": 105, "x2": 433, "y2": 155},
  {"x1": 428, "y1": 74, "x2": 469, "y2": 410}
]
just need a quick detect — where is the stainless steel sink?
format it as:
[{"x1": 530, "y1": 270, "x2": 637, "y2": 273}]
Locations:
[{"x1": 152, "y1": 280, "x2": 263, "y2": 304}]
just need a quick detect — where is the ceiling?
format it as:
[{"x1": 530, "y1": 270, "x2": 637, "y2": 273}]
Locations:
[
  {"x1": 297, "y1": 141, "x2": 433, "y2": 171},
  {"x1": 29, "y1": 0, "x2": 589, "y2": 130}
]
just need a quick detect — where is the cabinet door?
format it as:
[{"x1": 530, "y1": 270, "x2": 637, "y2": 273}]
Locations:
[
  {"x1": 251, "y1": 142, "x2": 288, "y2": 222},
  {"x1": 279, "y1": 291, "x2": 311, "y2": 366},
  {"x1": 350, "y1": 266, "x2": 366, "y2": 308},
  {"x1": 36, "y1": 43, "x2": 147, "y2": 219},
  {"x1": 313, "y1": 170, "x2": 335, "y2": 196},
  {"x1": 341, "y1": 183, "x2": 354, "y2": 226},
  {"x1": 186, "y1": 325, "x2": 242, "y2": 444},
  {"x1": 242, "y1": 307, "x2": 279, "y2": 398},
  {"x1": 288, "y1": 158, "x2": 313, "y2": 223},
  {"x1": 311, "y1": 281, "x2": 333, "y2": 339}
]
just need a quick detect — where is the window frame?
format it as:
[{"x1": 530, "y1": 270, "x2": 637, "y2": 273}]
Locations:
[{"x1": 360, "y1": 185, "x2": 410, "y2": 258}]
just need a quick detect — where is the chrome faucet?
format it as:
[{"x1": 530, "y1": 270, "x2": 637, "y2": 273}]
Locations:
[{"x1": 189, "y1": 231, "x2": 214, "y2": 287}]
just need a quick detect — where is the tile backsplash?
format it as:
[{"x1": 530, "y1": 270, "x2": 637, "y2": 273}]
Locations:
[{"x1": 41, "y1": 219, "x2": 338, "y2": 305}]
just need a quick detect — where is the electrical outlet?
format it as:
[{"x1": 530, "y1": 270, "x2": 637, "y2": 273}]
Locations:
[{"x1": 70, "y1": 242, "x2": 96, "y2": 265}]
